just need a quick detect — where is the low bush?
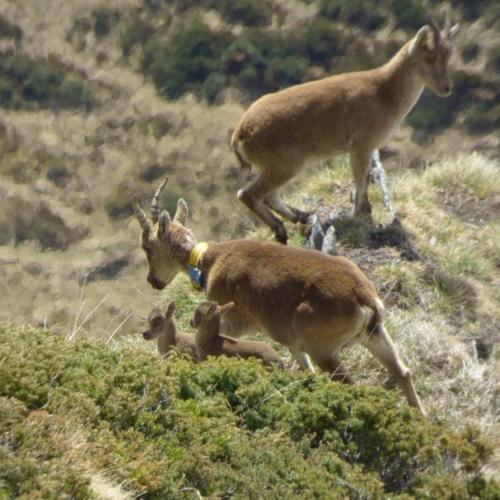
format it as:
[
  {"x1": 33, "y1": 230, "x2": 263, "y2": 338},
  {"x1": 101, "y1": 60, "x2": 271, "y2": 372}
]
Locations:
[
  {"x1": 391, "y1": 0, "x2": 428, "y2": 30},
  {"x1": 120, "y1": 17, "x2": 153, "y2": 56},
  {"x1": 0, "y1": 77, "x2": 14, "y2": 108},
  {"x1": 92, "y1": 7, "x2": 119, "y2": 38},
  {"x1": 104, "y1": 182, "x2": 135, "y2": 220},
  {"x1": 0, "y1": 53, "x2": 94, "y2": 110},
  {"x1": 0, "y1": 324, "x2": 498, "y2": 497},
  {"x1": 141, "y1": 20, "x2": 231, "y2": 100},
  {"x1": 319, "y1": 0, "x2": 386, "y2": 31},
  {"x1": 175, "y1": 0, "x2": 272, "y2": 26},
  {"x1": 0, "y1": 16, "x2": 22, "y2": 43}
]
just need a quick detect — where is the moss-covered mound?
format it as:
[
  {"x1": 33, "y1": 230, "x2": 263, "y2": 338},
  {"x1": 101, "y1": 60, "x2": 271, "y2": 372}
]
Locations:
[{"x1": 0, "y1": 324, "x2": 498, "y2": 498}]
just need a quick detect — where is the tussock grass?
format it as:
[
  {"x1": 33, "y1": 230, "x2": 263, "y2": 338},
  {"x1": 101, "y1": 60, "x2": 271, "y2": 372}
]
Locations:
[{"x1": 423, "y1": 153, "x2": 500, "y2": 199}]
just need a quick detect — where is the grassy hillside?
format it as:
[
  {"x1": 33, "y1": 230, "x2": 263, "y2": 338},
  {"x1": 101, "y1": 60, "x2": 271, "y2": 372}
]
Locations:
[
  {"x1": 1, "y1": 324, "x2": 499, "y2": 498},
  {"x1": 0, "y1": 0, "x2": 499, "y2": 496}
]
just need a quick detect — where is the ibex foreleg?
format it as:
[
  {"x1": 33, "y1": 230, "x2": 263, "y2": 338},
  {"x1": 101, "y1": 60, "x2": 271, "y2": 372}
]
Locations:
[{"x1": 351, "y1": 149, "x2": 374, "y2": 218}]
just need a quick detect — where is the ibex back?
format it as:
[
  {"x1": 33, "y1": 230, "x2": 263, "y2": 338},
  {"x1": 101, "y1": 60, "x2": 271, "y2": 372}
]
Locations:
[
  {"x1": 231, "y1": 16, "x2": 459, "y2": 243},
  {"x1": 134, "y1": 181, "x2": 425, "y2": 414}
]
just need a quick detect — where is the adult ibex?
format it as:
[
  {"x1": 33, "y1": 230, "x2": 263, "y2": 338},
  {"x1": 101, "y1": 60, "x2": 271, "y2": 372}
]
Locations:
[
  {"x1": 142, "y1": 300, "x2": 198, "y2": 361},
  {"x1": 192, "y1": 300, "x2": 284, "y2": 368},
  {"x1": 231, "y1": 16, "x2": 459, "y2": 243},
  {"x1": 133, "y1": 181, "x2": 425, "y2": 414}
]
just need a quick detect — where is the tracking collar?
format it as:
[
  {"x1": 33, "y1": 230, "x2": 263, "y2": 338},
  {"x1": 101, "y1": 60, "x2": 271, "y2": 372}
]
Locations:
[{"x1": 188, "y1": 242, "x2": 208, "y2": 290}]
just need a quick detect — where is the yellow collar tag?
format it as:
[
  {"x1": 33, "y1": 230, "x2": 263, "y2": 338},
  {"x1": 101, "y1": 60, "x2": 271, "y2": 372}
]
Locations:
[{"x1": 189, "y1": 242, "x2": 208, "y2": 269}]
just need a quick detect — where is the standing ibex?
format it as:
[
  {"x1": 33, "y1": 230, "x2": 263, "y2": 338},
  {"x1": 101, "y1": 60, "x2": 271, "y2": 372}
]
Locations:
[
  {"x1": 191, "y1": 300, "x2": 284, "y2": 368},
  {"x1": 142, "y1": 300, "x2": 198, "y2": 361},
  {"x1": 231, "y1": 15, "x2": 459, "y2": 243},
  {"x1": 133, "y1": 181, "x2": 425, "y2": 414}
]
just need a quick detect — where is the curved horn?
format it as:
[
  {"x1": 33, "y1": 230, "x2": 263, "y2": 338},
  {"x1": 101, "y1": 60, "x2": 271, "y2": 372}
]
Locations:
[
  {"x1": 151, "y1": 177, "x2": 168, "y2": 224},
  {"x1": 443, "y1": 7, "x2": 451, "y2": 36},
  {"x1": 133, "y1": 196, "x2": 151, "y2": 235},
  {"x1": 429, "y1": 15, "x2": 441, "y2": 43}
]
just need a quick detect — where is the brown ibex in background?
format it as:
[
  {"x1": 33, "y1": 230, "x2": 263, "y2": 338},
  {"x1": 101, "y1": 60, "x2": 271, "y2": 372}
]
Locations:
[
  {"x1": 142, "y1": 300, "x2": 198, "y2": 361},
  {"x1": 191, "y1": 300, "x2": 284, "y2": 368},
  {"x1": 231, "y1": 15, "x2": 459, "y2": 243},
  {"x1": 133, "y1": 181, "x2": 425, "y2": 414}
]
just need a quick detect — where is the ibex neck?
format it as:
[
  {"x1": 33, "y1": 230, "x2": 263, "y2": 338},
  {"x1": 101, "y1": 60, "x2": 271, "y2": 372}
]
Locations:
[
  {"x1": 157, "y1": 322, "x2": 176, "y2": 355},
  {"x1": 379, "y1": 41, "x2": 424, "y2": 118},
  {"x1": 181, "y1": 241, "x2": 209, "y2": 289}
]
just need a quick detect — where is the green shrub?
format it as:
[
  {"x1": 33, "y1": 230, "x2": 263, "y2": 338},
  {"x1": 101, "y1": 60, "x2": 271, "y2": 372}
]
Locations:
[
  {"x1": 487, "y1": 43, "x2": 500, "y2": 73},
  {"x1": 0, "y1": 324, "x2": 497, "y2": 498},
  {"x1": 451, "y1": 0, "x2": 500, "y2": 22},
  {"x1": 462, "y1": 42, "x2": 479, "y2": 62},
  {"x1": 0, "y1": 54, "x2": 94, "y2": 110},
  {"x1": 55, "y1": 76, "x2": 93, "y2": 109},
  {"x1": 391, "y1": 0, "x2": 428, "y2": 30},
  {"x1": 303, "y1": 17, "x2": 343, "y2": 66},
  {"x1": 320, "y1": 0, "x2": 385, "y2": 31},
  {"x1": 92, "y1": 7, "x2": 119, "y2": 38},
  {"x1": 22, "y1": 62, "x2": 63, "y2": 102},
  {"x1": 141, "y1": 20, "x2": 230, "y2": 100},
  {"x1": 3, "y1": 53, "x2": 32, "y2": 83},
  {"x1": 0, "y1": 77, "x2": 14, "y2": 108},
  {"x1": 120, "y1": 17, "x2": 153, "y2": 56},
  {"x1": 0, "y1": 16, "x2": 22, "y2": 43},
  {"x1": 465, "y1": 102, "x2": 500, "y2": 134},
  {"x1": 105, "y1": 183, "x2": 135, "y2": 220},
  {"x1": 407, "y1": 93, "x2": 457, "y2": 132},
  {"x1": 0, "y1": 397, "x2": 93, "y2": 498},
  {"x1": 219, "y1": 0, "x2": 271, "y2": 26}
]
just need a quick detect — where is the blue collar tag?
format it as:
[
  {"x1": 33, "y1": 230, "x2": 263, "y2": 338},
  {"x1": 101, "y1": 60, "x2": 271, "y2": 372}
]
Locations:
[{"x1": 188, "y1": 265, "x2": 203, "y2": 290}]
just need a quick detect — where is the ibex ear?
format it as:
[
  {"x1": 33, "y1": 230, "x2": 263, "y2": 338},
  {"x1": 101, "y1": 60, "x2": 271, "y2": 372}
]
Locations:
[
  {"x1": 165, "y1": 300, "x2": 176, "y2": 318},
  {"x1": 411, "y1": 26, "x2": 431, "y2": 53},
  {"x1": 173, "y1": 198, "x2": 188, "y2": 226},
  {"x1": 157, "y1": 210, "x2": 171, "y2": 241},
  {"x1": 219, "y1": 302, "x2": 235, "y2": 316},
  {"x1": 207, "y1": 302, "x2": 218, "y2": 317}
]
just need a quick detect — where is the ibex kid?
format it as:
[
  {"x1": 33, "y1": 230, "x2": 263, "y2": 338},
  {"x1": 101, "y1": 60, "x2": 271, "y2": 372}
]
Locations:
[
  {"x1": 191, "y1": 300, "x2": 284, "y2": 368},
  {"x1": 142, "y1": 300, "x2": 198, "y2": 361}
]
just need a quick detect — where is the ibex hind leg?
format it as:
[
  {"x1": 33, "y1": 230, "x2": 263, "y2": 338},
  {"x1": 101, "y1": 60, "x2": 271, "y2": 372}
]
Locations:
[
  {"x1": 362, "y1": 324, "x2": 425, "y2": 415},
  {"x1": 265, "y1": 192, "x2": 313, "y2": 225},
  {"x1": 238, "y1": 171, "x2": 290, "y2": 244}
]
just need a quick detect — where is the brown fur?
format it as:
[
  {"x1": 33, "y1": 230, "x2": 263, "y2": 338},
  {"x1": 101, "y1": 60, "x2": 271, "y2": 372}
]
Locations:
[
  {"x1": 142, "y1": 301, "x2": 198, "y2": 361},
  {"x1": 133, "y1": 187, "x2": 425, "y2": 414},
  {"x1": 192, "y1": 301, "x2": 284, "y2": 368},
  {"x1": 231, "y1": 20, "x2": 459, "y2": 243}
]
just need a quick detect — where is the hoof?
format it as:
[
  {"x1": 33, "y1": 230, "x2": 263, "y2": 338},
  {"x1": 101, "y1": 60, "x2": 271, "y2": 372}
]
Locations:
[
  {"x1": 295, "y1": 209, "x2": 313, "y2": 224},
  {"x1": 275, "y1": 226, "x2": 288, "y2": 245}
]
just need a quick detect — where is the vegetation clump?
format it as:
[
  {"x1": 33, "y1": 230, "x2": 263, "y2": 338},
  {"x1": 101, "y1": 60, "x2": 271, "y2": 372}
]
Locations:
[
  {"x1": 0, "y1": 324, "x2": 498, "y2": 497},
  {"x1": 0, "y1": 53, "x2": 93, "y2": 110}
]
